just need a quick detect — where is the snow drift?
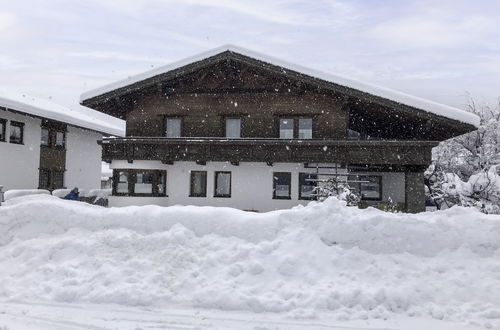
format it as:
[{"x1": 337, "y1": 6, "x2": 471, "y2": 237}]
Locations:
[{"x1": 0, "y1": 195, "x2": 499, "y2": 327}]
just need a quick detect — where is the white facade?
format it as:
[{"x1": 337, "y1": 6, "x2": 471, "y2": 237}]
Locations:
[
  {"x1": 0, "y1": 110, "x2": 41, "y2": 191},
  {"x1": 65, "y1": 127, "x2": 103, "y2": 191},
  {"x1": 108, "y1": 160, "x2": 406, "y2": 212}
]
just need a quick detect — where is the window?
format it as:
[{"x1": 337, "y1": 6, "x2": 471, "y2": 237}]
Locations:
[
  {"x1": 298, "y1": 118, "x2": 312, "y2": 139},
  {"x1": 190, "y1": 171, "x2": 207, "y2": 197},
  {"x1": 10, "y1": 121, "x2": 24, "y2": 144},
  {"x1": 279, "y1": 119, "x2": 294, "y2": 139},
  {"x1": 214, "y1": 171, "x2": 231, "y2": 197},
  {"x1": 225, "y1": 118, "x2": 241, "y2": 138},
  {"x1": 349, "y1": 175, "x2": 382, "y2": 201},
  {"x1": 0, "y1": 119, "x2": 6, "y2": 142},
  {"x1": 41, "y1": 128, "x2": 49, "y2": 146},
  {"x1": 55, "y1": 131, "x2": 65, "y2": 148},
  {"x1": 165, "y1": 118, "x2": 181, "y2": 137},
  {"x1": 135, "y1": 171, "x2": 154, "y2": 194},
  {"x1": 299, "y1": 173, "x2": 317, "y2": 200},
  {"x1": 116, "y1": 171, "x2": 129, "y2": 193},
  {"x1": 113, "y1": 170, "x2": 167, "y2": 196},
  {"x1": 53, "y1": 170, "x2": 65, "y2": 189},
  {"x1": 38, "y1": 169, "x2": 50, "y2": 189},
  {"x1": 273, "y1": 172, "x2": 291, "y2": 199}
]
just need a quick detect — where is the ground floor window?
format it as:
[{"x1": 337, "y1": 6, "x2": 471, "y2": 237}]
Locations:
[
  {"x1": 299, "y1": 173, "x2": 317, "y2": 200},
  {"x1": 39, "y1": 168, "x2": 65, "y2": 190},
  {"x1": 190, "y1": 171, "x2": 207, "y2": 197},
  {"x1": 349, "y1": 175, "x2": 382, "y2": 201},
  {"x1": 214, "y1": 171, "x2": 231, "y2": 197},
  {"x1": 112, "y1": 169, "x2": 167, "y2": 196},
  {"x1": 0, "y1": 118, "x2": 6, "y2": 142},
  {"x1": 10, "y1": 121, "x2": 24, "y2": 144},
  {"x1": 273, "y1": 172, "x2": 291, "y2": 199}
]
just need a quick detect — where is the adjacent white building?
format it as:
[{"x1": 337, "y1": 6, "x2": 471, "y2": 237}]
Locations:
[{"x1": 0, "y1": 90, "x2": 125, "y2": 192}]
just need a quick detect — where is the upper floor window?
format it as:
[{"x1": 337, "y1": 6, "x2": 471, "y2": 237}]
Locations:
[
  {"x1": 41, "y1": 128, "x2": 50, "y2": 146},
  {"x1": 225, "y1": 118, "x2": 241, "y2": 138},
  {"x1": 273, "y1": 172, "x2": 291, "y2": 199},
  {"x1": 0, "y1": 119, "x2": 6, "y2": 142},
  {"x1": 10, "y1": 121, "x2": 24, "y2": 144},
  {"x1": 165, "y1": 118, "x2": 181, "y2": 137},
  {"x1": 298, "y1": 118, "x2": 312, "y2": 139},
  {"x1": 279, "y1": 119, "x2": 294, "y2": 139},
  {"x1": 279, "y1": 118, "x2": 313, "y2": 139},
  {"x1": 55, "y1": 131, "x2": 65, "y2": 148},
  {"x1": 214, "y1": 171, "x2": 231, "y2": 197}
]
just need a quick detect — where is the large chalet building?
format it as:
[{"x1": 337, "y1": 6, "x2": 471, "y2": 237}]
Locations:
[{"x1": 81, "y1": 45, "x2": 479, "y2": 212}]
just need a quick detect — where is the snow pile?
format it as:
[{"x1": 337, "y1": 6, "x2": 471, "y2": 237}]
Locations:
[
  {"x1": 0, "y1": 195, "x2": 499, "y2": 328},
  {"x1": 3, "y1": 189, "x2": 50, "y2": 201}
]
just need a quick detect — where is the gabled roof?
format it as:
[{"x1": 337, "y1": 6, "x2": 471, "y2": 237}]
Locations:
[
  {"x1": 0, "y1": 90, "x2": 125, "y2": 136},
  {"x1": 81, "y1": 44, "x2": 480, "y2": 128}
]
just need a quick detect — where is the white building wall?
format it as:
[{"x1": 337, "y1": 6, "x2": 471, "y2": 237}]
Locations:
[
  {"x1": 108, "y1": 160, "x2": 406, "y2": 211},
  {"x1": 0, "y1": 110, "x2": 41, "y2": 190},
  {"x1": 65, "y1": 126, "x2": 102, "y2": 191}
]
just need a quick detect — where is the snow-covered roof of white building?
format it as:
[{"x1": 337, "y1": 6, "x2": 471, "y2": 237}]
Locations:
[
  {"x1": 0, "y1": 90, "x2": 125, "y2": 136},
  {"x1": 81, "y1": 44, "x2": 480, "y2": 128}
]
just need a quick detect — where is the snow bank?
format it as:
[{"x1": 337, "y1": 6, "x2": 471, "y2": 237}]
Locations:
[
  {"x1": 0, "y1": 195, "x2": 499, "y2": 328},
  {"x1": 3, "y1": 189, "x2": 50, "y2": 201}
]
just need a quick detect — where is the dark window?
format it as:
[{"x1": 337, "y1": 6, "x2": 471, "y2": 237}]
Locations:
[
  {"x1": 279, "y1": 119, "x2": 294, "y2": 139},
  {"x1": 0, "y1": 119, "x2": 6, "y2": 142},
  {"x1": 134, "y1": 171, "x2": 154, "y2": 194},
  {"x1": 113, "y1": 170, "x2": 167, "y2": 196},
  {"x1": 298, "y1": 118, "x2": 312, "y2": 139},
  {"x1": 273, "y1": 172, "x2": 291, "y2": 199},
  {"x1": 10, "y1": 121, "x2": 24, "y2": 144},
  {"x1": 41, "y1": 128, "x2": 49, "y2": 146},
  {"x1": 225, "y1": 118, "x2": 241, "y2": 138},
  {"x1": 214, "y1": 171, "x2": 231, "y2": 197},
  {"x1": 190, "y1": 171, "x2": 207, "y2": 197},
  {"x1": 55, "y1": 131, "x2": 65, "y2": 148},
  {"x1": 39, "y1": 169, "x2": 50, "y2": 189},
  {"x1": 53, "y1": 170, "x2": 65, "y2": 189},
  {"x1": 165, "y1": 118, "x2": 182, "y2": 137},
  {"x1": 349, "y1": 175, "x2": 382, "y2": 201},
  {"x1": 299, "y1": 173, "x2": 317, "y2": 200}
]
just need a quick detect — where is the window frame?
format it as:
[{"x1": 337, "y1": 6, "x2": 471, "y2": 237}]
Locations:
[
  {"x1": 189, "y1": 170, "x2": 207, "y2": 197},
  {"x1": 273, "y1": 172, "x2": 292, "y2": 200},
  {"x1": 279, "y1": 118, "x2": 294, "y2": 139},
  {"x1": 54, "y1": 130, "x2": 66, "y2": 149},
  {"x1": 38, "y1": 168, "x2": 51, "y2": 190},
  {"x1": 214, "y1": 171, "x2": 231, "y2": 198},
  {"x1": 349, "y1": 175, "x2": 382, "y2": 201},
  {"x1": 298, "y1": 173, "x2": 318, "y2": 200},
  {"x1": 0, "y1": 118, "x2": 6, "y2": 142},
  {"x1": 164, "y1": 117, "x2": 183, "y2": 138},
  {"x1": 112, "y1": 169, "x2": 167, "y2": 197},
  {"x1": 41, "y1": 127, "x2": 50, "y2": 146},
  {"x1": 277, "y1": 116, "x2": 314, "y2": 139},
  {"x1": 9, "y1": 121, "x2": 24, "y2": 144}
]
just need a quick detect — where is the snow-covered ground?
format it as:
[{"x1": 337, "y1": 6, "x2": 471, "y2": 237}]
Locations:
[{"x1": 0, "y1": 195, "x2": 499, "y2": 329}]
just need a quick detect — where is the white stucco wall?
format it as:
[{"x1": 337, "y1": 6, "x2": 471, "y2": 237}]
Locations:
[
  {"x1": 0, "y1": 110, "x2": 41, "y2": 191},
  {"x1": 108, "y1": 160, "x2": 406, "y2": 211},
  {"x1": 65, "y1": 126, "x2": 102, "y2": 191}
]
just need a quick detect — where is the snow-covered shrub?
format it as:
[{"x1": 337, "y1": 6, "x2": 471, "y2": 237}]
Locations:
[{"x1": 314, "y1": 177, "x2": 360, "y2": 206}]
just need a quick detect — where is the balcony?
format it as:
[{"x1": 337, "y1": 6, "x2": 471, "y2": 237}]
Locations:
[{"x1": 101, "y1": 137, "x2": 438, "y2": 166}]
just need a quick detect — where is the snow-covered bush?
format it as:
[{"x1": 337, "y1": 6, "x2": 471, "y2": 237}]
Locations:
[
  {"x1": 314, "y1": 177, "x2": 360, "y2": 206},
  {"x1": 426, "y1": 97, "x2": 500, "y2": 213}
]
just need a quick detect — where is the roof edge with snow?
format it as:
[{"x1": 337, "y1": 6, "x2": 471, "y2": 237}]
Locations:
[{"x1": 81, "y1": 44, "x2": 480, "y2": 128}]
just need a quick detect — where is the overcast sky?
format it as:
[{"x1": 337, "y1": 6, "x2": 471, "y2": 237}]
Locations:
[{"x1": 1, "y1": 0, "x2": 499, "y2": 110}]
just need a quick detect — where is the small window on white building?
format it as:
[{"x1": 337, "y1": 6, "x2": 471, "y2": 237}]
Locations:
[
  {"x1": 214, "y1": 171, "x2": 231, "y2": 197},
  {"x1": 190, "y1": 171, "x2": 207, "y2": 197},
  {"x1": 279, "y1": 119, "x2": 294, "y2": 139},
  {"x1": 10, "y1": 121, "x2": 24, "y2": 144},
  {"x1": 273, "y1": 172, "x2": 291, "y2": 199},
  {"x1": 165, "y1": 118, "x2": 182, "y2": 137},
  {"x1": 299, "y1": 173, "x2": 317, "y2": 200},
  {"x1": 298, "y1": 118, "x2": 312, "y2": 139},
  {"x1": 225, "y1": 118, "x2": 241, "y2": 138},
  {"x1": 116, "y1": 171, "x2": 129, "y2": 194}
]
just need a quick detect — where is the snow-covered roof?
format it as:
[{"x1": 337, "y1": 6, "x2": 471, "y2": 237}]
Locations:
[
  {"x1": 81, "y1": 44, "x2": 480, "y2": 128},
  {"x1": 0, "y1": 90, "x2": 125, "y2": 136}
]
